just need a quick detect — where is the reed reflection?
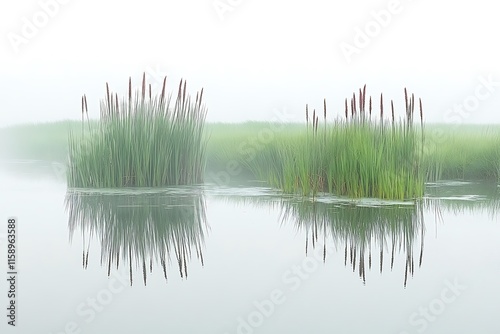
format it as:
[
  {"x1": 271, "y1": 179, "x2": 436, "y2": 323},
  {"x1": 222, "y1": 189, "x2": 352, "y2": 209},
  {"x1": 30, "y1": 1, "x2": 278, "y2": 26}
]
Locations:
[
  {"x1": 65, "y1": 189, "x2": 207, "y2": 286},
  {"x1": 280, "y1": 200, "x2": 425, "y2": 287}
]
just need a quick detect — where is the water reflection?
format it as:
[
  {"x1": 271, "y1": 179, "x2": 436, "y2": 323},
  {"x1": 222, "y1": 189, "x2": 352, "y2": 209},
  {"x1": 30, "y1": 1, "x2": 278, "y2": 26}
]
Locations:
[
  {"x1": 212, "y1": 181, "x2": 500, "y2": 287},
  {"x1": 424, "y1": 180, "x2": 500, "y2": 218},
  {"x1": 280, "y1": 200, "x2": 425, "y2": 287},
  {"x1": 65, "y1": 188, "x2": 207, "y2": 286}
]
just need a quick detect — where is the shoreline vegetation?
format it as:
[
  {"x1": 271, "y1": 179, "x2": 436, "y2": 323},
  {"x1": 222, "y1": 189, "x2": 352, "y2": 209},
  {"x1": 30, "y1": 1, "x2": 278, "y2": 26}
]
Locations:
[
  {"x1": 1, "y1": 88, "x2": 500, "y2": 198},
  {"x1": 67, "y1": 74, "x2": 208, "y2": 188}
]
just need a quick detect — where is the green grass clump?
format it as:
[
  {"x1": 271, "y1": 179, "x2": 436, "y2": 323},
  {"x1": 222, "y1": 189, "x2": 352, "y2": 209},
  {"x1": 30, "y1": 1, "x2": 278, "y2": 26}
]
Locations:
[
  {"x1": 243, "y1": 87, "x2": 425, "y2": 200},
  {"x1": 67, "y1": 74, "x2": 208, "y2": 188}
]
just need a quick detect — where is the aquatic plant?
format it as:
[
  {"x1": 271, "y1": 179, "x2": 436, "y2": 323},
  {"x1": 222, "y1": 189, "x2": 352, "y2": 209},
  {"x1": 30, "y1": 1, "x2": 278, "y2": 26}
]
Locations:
[
  {"x1": 67, "y1": 73, "x2": 208, "y2": 188},
  {"x1": 244, "y1": 86, "x2": 425, "y2": 200}
]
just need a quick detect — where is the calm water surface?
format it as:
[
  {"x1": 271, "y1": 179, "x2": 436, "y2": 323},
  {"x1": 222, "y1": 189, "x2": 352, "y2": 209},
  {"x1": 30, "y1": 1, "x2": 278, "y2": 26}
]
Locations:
[{"x1": 0, "y1": 160, "x2": 499, "y2": 334}]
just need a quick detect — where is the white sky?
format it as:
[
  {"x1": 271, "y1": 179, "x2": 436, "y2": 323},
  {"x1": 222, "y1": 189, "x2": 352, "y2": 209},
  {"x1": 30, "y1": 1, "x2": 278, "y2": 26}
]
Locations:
[{"x1": 1, "y1": 0, "x2": 499, "y2": 126}]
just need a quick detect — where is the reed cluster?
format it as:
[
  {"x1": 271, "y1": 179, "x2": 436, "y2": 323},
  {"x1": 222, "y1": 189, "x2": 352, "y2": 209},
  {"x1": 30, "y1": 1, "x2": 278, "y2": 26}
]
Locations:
[
  {"x1": 245, "y1": 86, "x2": 425, "y2": 199},
  {"x1": 67, "y1": 73, "x2": 208, "y2": 188}
]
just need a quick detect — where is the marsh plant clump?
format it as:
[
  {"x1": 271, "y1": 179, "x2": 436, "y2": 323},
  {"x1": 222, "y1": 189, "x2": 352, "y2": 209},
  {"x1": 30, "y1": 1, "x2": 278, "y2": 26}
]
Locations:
[
  {"x1": 245, "y1": 86, "x2": 425, "y2": 200},
  {"x1": 67, "y1": 73, "x2": 208, "y2": 188}
]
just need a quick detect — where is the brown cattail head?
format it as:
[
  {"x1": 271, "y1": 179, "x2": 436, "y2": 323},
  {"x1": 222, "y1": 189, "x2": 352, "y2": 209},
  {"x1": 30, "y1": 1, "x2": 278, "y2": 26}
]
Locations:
[
  {"x1": 391, "y1": 100, "x2": 394, "y2": 123},
  {"x1": 323, "y1": 98, "x2": 326, "y2": 121},
  {"x1": 106, "y1": 82, "x2": 111, "y2": 113},
  {"x1": 84, "y1": 94, "x2": 88, "y2": 116},
  {"x1": 81, "y1": 96, "x2": 85, "y2": 122},
  {"x1": 115, "y1": 93, "x2": 119, "y2": 114},
  {"x1": 312, "y1": 109, "x2": 316, "y2": 127},
  {"x1": 419, "y1": 98, "x2": 423, "y2": 123},
  {"x1": 353, "y1": 93, "x2": 357, "y2": 115},
  {"x1": 345, "y1": 98, "x2": 348, "y2": 120},
  {"x1": 198, "y1": 88, "x2": 204, "y2": 109},
  {"x1": 148, "y1": 84, "x2": 152, "y2": 100},
  {"x1": 306, "y1": 104, "x2": 309, "y2": 125},
  {"x1": 315, "y1": 115, "x2": 319, "y2": 132},
  {"x1": 141, "y1": 72, "x2": 146, "y2": 101},
  {"x1": 369, "y1": 96, "x2": 372, "y2": 117},
  {"x1": 380, "y1": 93, "x2": 383, "y2": 119},
  {"x1": 160, "y1": 76, "x2": 167, "y2": 103}
]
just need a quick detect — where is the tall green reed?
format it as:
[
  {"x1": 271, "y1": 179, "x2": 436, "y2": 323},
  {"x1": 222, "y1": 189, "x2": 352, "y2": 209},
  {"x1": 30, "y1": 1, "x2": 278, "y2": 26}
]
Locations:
[
  {"x1": 245, "y1": 86, "x2": 425, "y2": 200},
  {"x1": 68, "y1": 73, "x2": 208, "y2": 188}
]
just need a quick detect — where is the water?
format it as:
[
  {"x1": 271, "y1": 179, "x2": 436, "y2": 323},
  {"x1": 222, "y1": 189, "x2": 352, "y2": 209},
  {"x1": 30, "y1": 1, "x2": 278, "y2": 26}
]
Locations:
[{"x1": 1, "y1": 160, "x2": 499, "y2": 334}]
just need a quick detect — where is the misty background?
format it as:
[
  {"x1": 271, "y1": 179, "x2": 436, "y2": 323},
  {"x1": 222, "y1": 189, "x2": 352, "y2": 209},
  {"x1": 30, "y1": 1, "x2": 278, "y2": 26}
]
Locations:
[{"x1": 1, "y1": 0, "x2": 499, "y2": 126}]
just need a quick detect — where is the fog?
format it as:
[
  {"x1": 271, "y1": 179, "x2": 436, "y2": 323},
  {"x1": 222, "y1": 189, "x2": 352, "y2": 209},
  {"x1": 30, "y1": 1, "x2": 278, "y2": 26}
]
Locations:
[{"x1": 1, "y1": 0, "x2": 499, "y2": 126}]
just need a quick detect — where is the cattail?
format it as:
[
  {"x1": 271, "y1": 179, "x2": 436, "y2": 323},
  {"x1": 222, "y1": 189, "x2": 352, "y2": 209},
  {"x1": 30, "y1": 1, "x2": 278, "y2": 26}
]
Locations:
[
  {"x1": 391, "y1": 100, "x2": 394, "y2": 123},
  {"x1": 323, "y1": 98, "x2": 326, "y2": 121},
  {"x1": 198, "y1": 88, "x2": 204, "y2": 109},
  {"x1": 149, "y1": 84, "x2": 152, "y2": 100},
  {"x1": 115, "y1": 93, "x2": 119, "y2": 115},
  {"x1": 312, "y1": 109, "x2": 316, "y2": 128},
  {"x1": 160, "y1": 76, "x2": 167, "y2": 103},
  {"x1": 380, "y1": 93, "x2": 383, "y2": 119},
  {"x1": 315, "y1": 115, "x2": 319, "y2": 132},
  {"x1": 141, "y1": 72, "x2": 146, "y2": 101},
  {"x1": 345, "y1": 98, "x2": 348, "y2": 120},
  {"x1": 306, "y1": 104, "x2": 309, "y2": 126},
  {"x1": 369, "y1": 96, "x2": 372, "y2": 118},
  {"x1": 419, "y1": 98, "x2": 423, "y2": 124},
  {"x1": 128, "y1": 77, "x2": 132, "y2": 102},
  {"x1": 353, "y1": 93, "x2": 357, "y2": 116},
  {"x1": 84, "y1": 95, "x2": 88, "y2": 117}
]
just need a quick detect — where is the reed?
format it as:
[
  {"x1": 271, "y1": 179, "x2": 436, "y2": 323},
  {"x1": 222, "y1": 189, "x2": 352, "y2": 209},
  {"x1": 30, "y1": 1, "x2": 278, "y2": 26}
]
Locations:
[
  {"x1": 243, "y1": 86, "x2": 425, "y2": 200},
  {"x1": 67, "y1": 73, "x2": 208, "y2": 188}
]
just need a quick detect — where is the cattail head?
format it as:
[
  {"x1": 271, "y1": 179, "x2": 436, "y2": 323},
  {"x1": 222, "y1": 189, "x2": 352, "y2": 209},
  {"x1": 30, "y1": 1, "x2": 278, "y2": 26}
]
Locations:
[
  {"x1": 345, "y1": 98, "x2": 348, "y2": 120},
  {"x1": 306, "y1": 104, "x2": 309, "y2": 125},
  {"x1": 84, "y1": 95, "x2": 88, "y2": 116},
  {"x1": 323, "y1": 98, "x2": 326, "y2": 121},
  {"x1": 115, "y1": 93, "x2": 119, "y2": 114},
  {"x1": 369, "y1": 96, "x2": 372, "y2": 117},
  {"x1": 160, "y1": 76, "x2": 167, "y2": 103},
  {"x1": 419, "y1": 98, "x2": 423, "y2": 123},
  {"x1": 128, "y1": 77, "x2": 132, "y2": 102},
  {"x1": 404, "y1": 87, "x2": 408, "y2": 111},
  {"x1": 141, "y1": 72, "x2": 146, "y2": 101},
  {"x1": 380, "y1": 93, "x2": 383, "y2": 119},
  {"x1": 81, "y1": 95, "x2": 85, "y2": 117},
  {"x1": 353, "y1": 93, "x2": 357, "y2": 116},
  {"x1": 312, "y1": 109, "x2": 316, "y2": 127},
  {"x1": 391, "y1": 100, "x2": 394, "y2": 123}
]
